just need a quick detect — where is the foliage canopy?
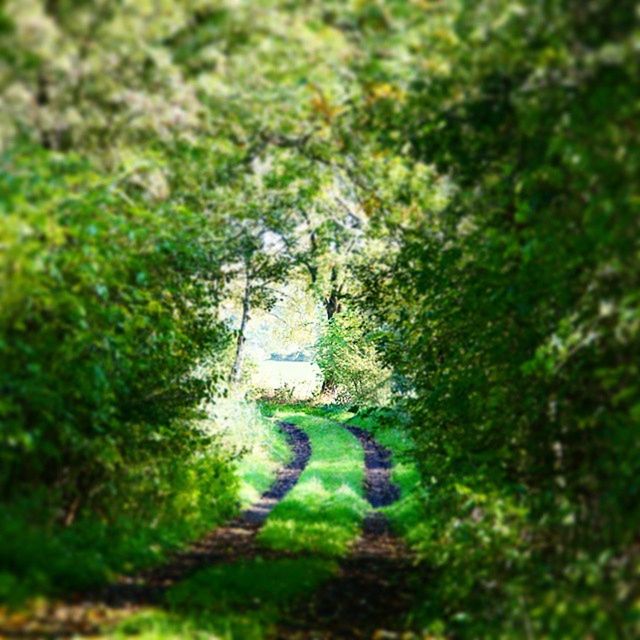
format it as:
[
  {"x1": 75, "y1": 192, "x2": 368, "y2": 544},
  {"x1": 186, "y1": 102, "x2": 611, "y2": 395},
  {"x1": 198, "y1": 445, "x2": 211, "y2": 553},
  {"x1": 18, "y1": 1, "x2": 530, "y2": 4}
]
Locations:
[{"x1": 1, "y1": 0, "x2": 639, "y2": 636}]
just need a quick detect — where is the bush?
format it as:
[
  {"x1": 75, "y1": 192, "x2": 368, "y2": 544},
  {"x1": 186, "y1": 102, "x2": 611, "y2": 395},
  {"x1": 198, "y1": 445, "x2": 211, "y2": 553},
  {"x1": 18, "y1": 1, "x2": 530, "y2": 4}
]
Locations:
[
  {"x1": 352, "y1": 0, "x2": 640, "y2": 635},
  {"x1": 0, "y1": 450, "x2": 237, "y2": 605},
  {"x1": 315, "y1": 311, "x2": 389, "y2": 405},
  {"x1": 0, "y1": 145, "x2": 229, "y2": 512},
  {"x1": 0, "y1": 146, "x2": 237, "y2": 604}
]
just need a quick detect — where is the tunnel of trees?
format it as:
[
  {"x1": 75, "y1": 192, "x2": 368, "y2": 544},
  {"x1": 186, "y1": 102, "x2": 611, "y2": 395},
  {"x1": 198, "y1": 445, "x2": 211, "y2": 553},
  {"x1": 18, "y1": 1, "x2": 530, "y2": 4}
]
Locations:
[{"x1": 0, "y1": 1, "x2": 639, "y2": 638}]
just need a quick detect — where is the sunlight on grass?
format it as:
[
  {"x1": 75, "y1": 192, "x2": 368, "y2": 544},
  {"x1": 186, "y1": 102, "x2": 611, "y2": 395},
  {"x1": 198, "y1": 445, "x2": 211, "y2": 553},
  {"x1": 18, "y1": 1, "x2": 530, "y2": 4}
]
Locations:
[
  {"x1": 280, "y1": 403, "x2": 426, "y2": 540},
  {"x1": 252, "y1": 360, "x2": 322, "y2": 400},
  {"x1": 257, "y1": 412, "x2": 369, "y2": 556},
  {"x1": 104, "y1": 405, "x2": 420, "y2": 640},
  {"x1": 110, "y1": 608, "x2": 265, "y2": 640},
  {"x1": 236, "y1": 435, "x2": 289, "y2": 507},
  {"x1": 259, "y1": 404, "x2": 426, "y2": 544}
]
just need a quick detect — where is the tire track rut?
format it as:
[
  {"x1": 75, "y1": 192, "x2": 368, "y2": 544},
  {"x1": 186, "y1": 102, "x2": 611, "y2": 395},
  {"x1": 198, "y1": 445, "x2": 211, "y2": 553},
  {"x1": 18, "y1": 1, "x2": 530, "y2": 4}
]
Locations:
[
  {"x1": 278, "y1": 421, "x2": 416, "y2": 640},
  {"x1": 104, "y1": 422, "x2": 311, "y2": 606},
  {"x1": 346, "y1": 424, "x2": 400, "y2": 509}
]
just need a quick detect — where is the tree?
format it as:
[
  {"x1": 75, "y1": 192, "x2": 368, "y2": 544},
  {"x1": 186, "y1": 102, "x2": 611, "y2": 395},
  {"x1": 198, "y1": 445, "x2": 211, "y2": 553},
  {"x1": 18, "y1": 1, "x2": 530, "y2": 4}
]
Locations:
[
  {"x1": 225, "y1": 233, "x2": 289, "y2": 385},
  {"x1": 315, "y1": 309, "x2": 389, "y2": 405},
  {"x1": 344, "y1": 0, "x2": 640, "y2": 635}
]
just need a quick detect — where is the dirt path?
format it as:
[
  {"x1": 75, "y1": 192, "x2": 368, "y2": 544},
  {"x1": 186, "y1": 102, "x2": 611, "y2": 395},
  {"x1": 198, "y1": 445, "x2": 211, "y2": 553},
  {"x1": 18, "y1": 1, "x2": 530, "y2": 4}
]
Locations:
[
  {"x1": 276, "y1": 423, "x2": 417, "y2": 639},
  {"x1": 241, "y1": 422, "x2": 312, "y2": 526},
  {"x1": 0, "y1": 422, "x2": 311, "y2": 639},
  {"x1": 102, "y1": 421, "x2": 312, "y2": 607},
  {"x1": 1, "y1": 420, "x2": 420, "y2": 639},
  {"x1": 345, "y1": 425, "x2": 401, "y2": 508}
]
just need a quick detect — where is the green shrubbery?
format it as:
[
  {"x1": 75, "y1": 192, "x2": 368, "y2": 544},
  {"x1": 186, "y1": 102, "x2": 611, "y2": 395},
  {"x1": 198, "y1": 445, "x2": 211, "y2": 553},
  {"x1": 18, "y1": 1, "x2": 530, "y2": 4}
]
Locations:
[
  {"x1": 0, "y1": 146, "x2": 238, "y2": 603},
  {"x1": 1, "y1": 146, "x2": 229, "y2": 501},
  {"x1": 0, "y1": 452, "x2": 237, "y2": 604},
  {"x1": 315, "y1": 311, "x2": 389, "y2": 405},
  {"x1": 1, "y1": 1, "x2": 638, "y2": 635},
  {"x1": 350, "y1": 0, "x2": 640, "y2": 635}
]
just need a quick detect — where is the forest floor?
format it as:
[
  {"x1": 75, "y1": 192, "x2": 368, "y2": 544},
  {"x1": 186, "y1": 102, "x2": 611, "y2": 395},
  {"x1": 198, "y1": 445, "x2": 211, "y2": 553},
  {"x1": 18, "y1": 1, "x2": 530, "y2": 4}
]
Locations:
[{"x1": 0, "y1": 409, "x2": 423, "y2": 640}]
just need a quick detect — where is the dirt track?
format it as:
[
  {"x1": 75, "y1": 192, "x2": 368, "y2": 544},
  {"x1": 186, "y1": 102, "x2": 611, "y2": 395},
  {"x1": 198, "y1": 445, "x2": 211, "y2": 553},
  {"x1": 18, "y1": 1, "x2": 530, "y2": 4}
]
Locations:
[
  {"x1": 276, "y1": 423, "x2": 416, "y2": 639},
  {"x1": 0, "y1": 420, "x2": 419, "y2": 640},
  {"x1": 102, "y1": 422, "x2": 313, "y2": 607}
]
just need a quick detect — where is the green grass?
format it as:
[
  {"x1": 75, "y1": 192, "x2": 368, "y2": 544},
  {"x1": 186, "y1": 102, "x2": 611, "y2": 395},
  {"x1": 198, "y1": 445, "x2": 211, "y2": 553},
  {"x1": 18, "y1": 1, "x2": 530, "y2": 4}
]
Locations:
[
  {"x1": 257, "y1": 411, "x2": 369, "y2": 556},
  {"x1": 290, "y1": 404, "x2": 426, "y2": 542},
  {"x1": 235, "y1": 413, "x2": 292, "y2": 507},
  {"x1": 260, "y1": 403, "x2": 426, "y2": 543},
  {"x1": 166, "y1": 558, "x2": 337, "y2": 611},
  {"x1": 110, "y1": 608, "x2": 267, "y2": 640}
]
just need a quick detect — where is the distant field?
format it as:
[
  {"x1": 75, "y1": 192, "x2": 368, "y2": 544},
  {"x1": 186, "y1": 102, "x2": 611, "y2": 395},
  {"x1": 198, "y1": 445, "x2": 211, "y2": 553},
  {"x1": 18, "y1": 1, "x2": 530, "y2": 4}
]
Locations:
[{"x1": 252, "y1": 360, "x2": 322, "y2": 399}]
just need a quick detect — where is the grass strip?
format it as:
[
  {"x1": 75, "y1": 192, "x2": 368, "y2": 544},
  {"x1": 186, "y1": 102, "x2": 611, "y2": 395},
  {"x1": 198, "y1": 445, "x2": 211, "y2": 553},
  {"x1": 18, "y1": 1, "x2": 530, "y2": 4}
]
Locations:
[{"x1": 257, "y1": 411, "x2": 369, "y2": 557}]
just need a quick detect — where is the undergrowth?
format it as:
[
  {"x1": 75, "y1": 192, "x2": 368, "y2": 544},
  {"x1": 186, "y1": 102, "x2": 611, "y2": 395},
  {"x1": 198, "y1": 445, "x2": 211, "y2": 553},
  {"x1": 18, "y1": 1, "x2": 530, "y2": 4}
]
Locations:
[
  {"x1": 0, "y1": 398, "x2": 289, "y2": 607},
  {"x1": 0, "y1": 452, "x2": 238, "y2": 606}
]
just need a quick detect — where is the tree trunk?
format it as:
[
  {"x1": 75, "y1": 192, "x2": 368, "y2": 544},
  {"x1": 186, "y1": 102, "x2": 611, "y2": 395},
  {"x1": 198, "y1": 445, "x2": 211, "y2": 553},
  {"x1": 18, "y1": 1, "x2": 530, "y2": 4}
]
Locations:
[
  {"x1": 324, "y1": 290, "x2": 342, "y2": 320},
  {"x1": 321, "y1": 267, "x2": 343, "y2": 395},
  {"x1": 324, "y1": 265, "x2": 343, "y2": 320},
  {"x1": 230, "y1": 270, "x2": 251, "y2": 384}
]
